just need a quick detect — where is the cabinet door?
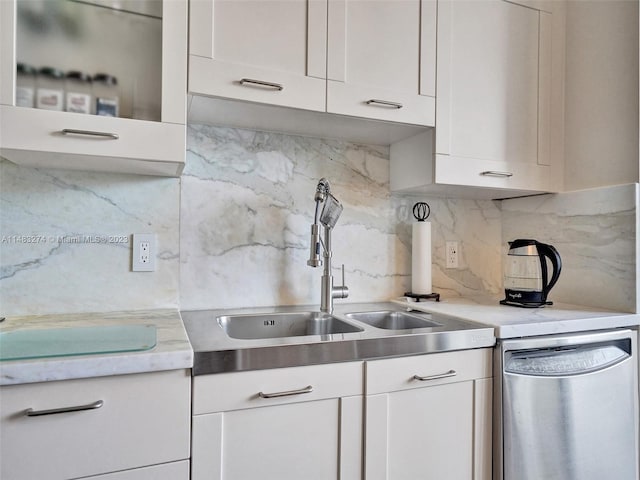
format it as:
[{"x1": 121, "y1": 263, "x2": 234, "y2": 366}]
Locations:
[
  {"x1": 189, "y1": 0, "x2": 327, "y2": 112},
  {"x1": 0, "y1": 0, "x2": 187, "y2": 176},
  {"x1": 326, "y1": 0, "x2": 436, "y2": 126},
  {"x1": 367, "y1": 383, "x2": 472, "y2": 479},
  {"x1": 435, "y1": 0, "x2": 554, "y2": 192},
  {"x1": 365, "y1": 350, "x2": 492, "y2": 480},
  {"x1": 192, "y1": 395, "x2": 362, "y2": 480},
  {"x1": 192, "y1": 362, "x2": 363, "y2": 480}
]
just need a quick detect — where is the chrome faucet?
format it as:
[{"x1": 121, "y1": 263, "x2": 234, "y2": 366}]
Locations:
[{"x1": 307, "y1": 178, "x2": 349, "y2": 313}]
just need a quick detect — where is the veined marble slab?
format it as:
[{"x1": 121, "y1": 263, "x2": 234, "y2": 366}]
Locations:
[
  {"x1": 181, "y1": 125, "x2": 502, "y2": 311},
  {"x1": 0, "y1": 160, "x2": 180, "y2": 316},
  {"x1": 0, "y1": 309, "x2": 193, "y2": 385},
  {"x1": 501, "y1": 183, "x2": 638, "y2": 312}
]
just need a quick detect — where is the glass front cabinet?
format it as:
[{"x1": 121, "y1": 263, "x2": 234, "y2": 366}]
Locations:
[{"x1": 0, "y1": 0, "x2": 187, "y2": 176}]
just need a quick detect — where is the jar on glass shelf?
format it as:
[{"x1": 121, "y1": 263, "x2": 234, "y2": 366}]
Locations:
[
  {"x1": 16, "y1": 62, "x2": 36, "y2": 108},
  {"x1": 93, "y1": 73, "x2": 119, "y2": 117},
  {"x1": 36, "y1": 67, "x2": 65, "y2": 111},
  {"x1": 65, "y1": 71, "x2": 92, "y2": 114}
]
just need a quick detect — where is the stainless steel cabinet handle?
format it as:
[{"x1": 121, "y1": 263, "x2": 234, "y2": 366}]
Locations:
[
  {"x1": 60, "y1": 129, "x2": 119, "y2": 140},
  {"x1": 365, "y1": 99, "x2": 403, "y2": 109},
  {"x1": 258, "y1": 385, "x2": 313, "y2": 399},
  {"x1": 239, "y1": 78, "x2": 284, "y2": 91},
  {"x1": 480, "y1": 170, "x2": 513, "y2": 178},
  {"x1": 412, "y1": 370, "x2": 457, "y2": 381},
  {"x1": 25, "y1": 400, "x2": 104, "y2": 417}
]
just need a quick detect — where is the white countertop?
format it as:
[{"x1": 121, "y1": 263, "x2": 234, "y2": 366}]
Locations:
[
  {"x1": 0, "y1": 309, "x2": 193, "y2": 386},
  {"x1": 3, "y1": 297, "x2": 637, "y2": 386},
  {"x1": 392, "y1": 296, "x2": 640, "y2": 338}
]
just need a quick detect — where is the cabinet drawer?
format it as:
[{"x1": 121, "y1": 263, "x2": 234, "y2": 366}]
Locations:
[
  {"x1": 193, "y1": 361, "x2": 364, "y2": 414},
  {"x1": 0, "y1": 370, "x2": 191, "y2": 480},
  {"x1": 365, "y1": 349, "x2": 491, "y2": 396}
]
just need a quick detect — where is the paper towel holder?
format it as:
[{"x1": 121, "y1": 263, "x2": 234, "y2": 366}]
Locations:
[{"x1": 405, "y1": 202, "x2": 440, "y2": 302}]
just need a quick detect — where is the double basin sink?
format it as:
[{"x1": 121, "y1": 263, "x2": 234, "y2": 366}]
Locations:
[
  {"x1": 217, "y1": 310, "x2": 440, "y2": 340},
  {"x1": 182, "y1": 302, "x2": 496, "y2": 375}
]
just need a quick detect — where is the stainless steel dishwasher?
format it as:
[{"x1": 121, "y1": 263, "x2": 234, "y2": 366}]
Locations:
[{"x1": 494, "y1": 329, "x2": 638, "y2": 480}]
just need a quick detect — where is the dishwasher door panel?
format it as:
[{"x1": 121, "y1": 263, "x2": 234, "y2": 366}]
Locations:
[{"x1": 502, "y1": 337, "x2": 637, "y2": 480}]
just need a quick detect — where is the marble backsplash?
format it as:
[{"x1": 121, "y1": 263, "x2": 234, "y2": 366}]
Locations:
[
  {"x1": 501, "y1": 183, "x2": 638, "y2": 312},
  {"x1": 0, "y1": 127, "x2": 502, "y2": 317},
  {"x1": 0, "y1": 160, "x2": 180, "y2": 316},
  {"x1": 8, "y1": 125, "x2": 633, "y2": 316},
  {"x1": 180, "y1": 125, "x2": 502, "y2": 311}
]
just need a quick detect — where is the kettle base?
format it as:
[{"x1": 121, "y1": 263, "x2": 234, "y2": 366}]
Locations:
[{"x1": 500, "y1": 298, "x2": 553, "y2": 308}]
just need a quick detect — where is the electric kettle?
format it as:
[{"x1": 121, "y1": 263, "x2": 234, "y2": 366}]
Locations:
[{"x1": 500, "y1": 239, "x2": 562, "y2": 307}]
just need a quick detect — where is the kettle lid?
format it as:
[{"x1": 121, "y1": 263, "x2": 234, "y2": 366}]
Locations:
[{"x1": 509, "y1": 239, "x2": 538, "y2": 249}]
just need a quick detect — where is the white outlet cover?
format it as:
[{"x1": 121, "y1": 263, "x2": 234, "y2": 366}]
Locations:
[
  {"x1": 446, "y1": 241, "x2": 459, "y2": 269},
  {"x1": 132, "y1": 233, "x2": 157, "y2": 272}
]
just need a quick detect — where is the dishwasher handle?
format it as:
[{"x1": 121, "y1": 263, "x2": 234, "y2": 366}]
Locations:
[{"x1": 505, "y1": 341, "x2": 631, "y2": 376}]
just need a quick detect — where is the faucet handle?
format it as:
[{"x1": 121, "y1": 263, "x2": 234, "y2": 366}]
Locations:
[{"x1": 335, "y1": 264, "x2": 349, "y2": 299}]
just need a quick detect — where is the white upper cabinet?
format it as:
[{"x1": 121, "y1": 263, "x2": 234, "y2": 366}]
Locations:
[
  {"x1": 188, "y1": 0, "x2": 327, "y2": 112},
  {"x1": 0, "y1": 0, "x2": 187, "y2": 177},
  {"x1": 391, "y1": 0, "x2": 565, "y2": 198},
  {"x1": 326, "y1": 0, "x2": 436, "y2": 126},
  {"x1": 187, "y1": 0, "x2": 437, "y2": 142},
  {"x1": 433, "y1": 0, "x2": 561, "y2": 193}
]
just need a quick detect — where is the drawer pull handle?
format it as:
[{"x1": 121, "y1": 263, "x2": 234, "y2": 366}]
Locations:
[
  {"x1": 413, "y1": 370, "x2": 457, "y2": 382},
  {"x1": 365, "y1": 99, "x2": 403, "y2": 109},
  {"x1": 480, "y1": 170, "x2": 513, "y2": 178},
  {"x1": 258, "y1": 385, "x2": 313, "y2": 399},
  {"x1": 25, "y1": 400, "x2": 104, "y2": 417},
  {"x1": 239, "y1": 78, "x2": 284, "y2": 91},
  {"x1": 61, "y1": 129, "x2": 119, "y2": 140}
]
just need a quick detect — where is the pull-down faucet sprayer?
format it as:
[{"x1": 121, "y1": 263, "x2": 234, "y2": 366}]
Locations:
[{"x1": 307, "y1": 178, "x2": 349, "y2": 313}]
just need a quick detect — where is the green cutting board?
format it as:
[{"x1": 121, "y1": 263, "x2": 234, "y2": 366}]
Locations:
[{"x1": 0, "y1": 325, "x2": 157, "y2": 361}]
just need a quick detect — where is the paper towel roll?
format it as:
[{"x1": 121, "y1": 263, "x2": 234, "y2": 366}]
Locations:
[{"x1": 411, "y1": 221, "x2": 432, "y2": 295}]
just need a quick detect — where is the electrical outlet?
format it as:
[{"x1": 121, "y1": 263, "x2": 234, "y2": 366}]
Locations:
[
  {"x1": 446, "y1": 241, "x2": 459, "y2": 269},
  {"x1": 140, "y1": 241, "x2": 150, "y2": 264},
  {"x1": 132, "y1": 234, "x2": 156, "y2": 272}
]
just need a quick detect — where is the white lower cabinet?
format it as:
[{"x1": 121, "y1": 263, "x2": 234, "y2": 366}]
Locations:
[
  {"x1": 191, "y1": 349, "x2": 493, "y2": 480},
  {"x1": 0, "y1": 370, "x2": 191, "y2": 480},
  {"x1": 364, "y1": 349, "x2": 493, "y2": 480},
  {"x1": 191, "y1": 362, "x2": 364, "y2": 480}
]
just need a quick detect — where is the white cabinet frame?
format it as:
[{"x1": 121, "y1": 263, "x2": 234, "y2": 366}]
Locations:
[{"x1": 0, "y1": 0, "x2": 187, "y2": 177}]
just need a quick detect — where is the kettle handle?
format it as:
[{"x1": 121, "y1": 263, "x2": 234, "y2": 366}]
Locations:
[{"x1": 537, "y1": 243, "x2": 562, "y2": 295}]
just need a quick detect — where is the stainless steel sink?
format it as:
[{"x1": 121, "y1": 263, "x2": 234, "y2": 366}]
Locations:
[
  {"x1": 217, "y1": 312, "x2": 363, "y2": 340},
  {"x1": 184, "y1": 302, "x2": 496, "y2": 375},
  {"x1": 345, "y1": 310, "x2": 441, "y2": 330}
]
